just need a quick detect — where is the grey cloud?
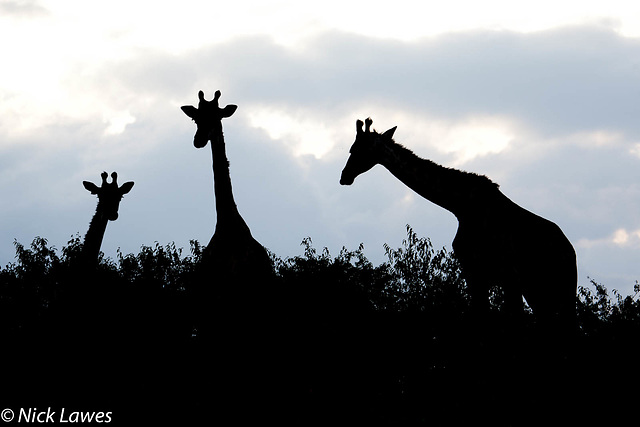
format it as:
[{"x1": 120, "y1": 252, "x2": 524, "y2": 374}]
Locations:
[
  {"x1": 3, "y1": 25, "x2": 640, "y2": 296},
  {"x1": 103, "y1": 25, "x2": 640, "y2": 139},
  {"x1": 0, "y1": 0, "x2": 48, "y2": 17},
  {"x1": 214, "y1": 27, "x2": 640, "y2": 137}
]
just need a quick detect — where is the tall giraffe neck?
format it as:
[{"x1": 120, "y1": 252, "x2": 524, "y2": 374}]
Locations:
[
  {"x1": 210, "y1": 130, "x2": 245, "y2": 227},
  {"x1": 83, "y1": 208, "x2": 108, "y2": 264},
  {"x1": 377, "y1": 139, "x2": 497, "y2": 219}
]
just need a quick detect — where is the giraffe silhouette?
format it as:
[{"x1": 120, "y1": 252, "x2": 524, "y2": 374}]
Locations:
[
  {"x1": 340, "y1": 118, "x2": 577, "y2": 336},
  {"x1": 82, "y1": 171, "x2": 134, "y2": 266},
  {"x1": 181, "y1": 90, "x2": 272, "y2": 327},
  {"x1": 51, "y1": 171, "x2": 133, "y2": 387},
  {"x1": 71, "y1": 171, "x2": 133, "y2": 339},
  {"x1": 181, "y1": 90, "x2": 276, "y2": 420}
]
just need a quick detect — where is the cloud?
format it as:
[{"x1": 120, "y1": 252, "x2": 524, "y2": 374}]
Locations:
[
  {"x1": 103, "y1": 111, "x2": 136, "y2": 136},
  {"x1": 0, "y1": 0, "x2": 48, "y2": 17},
  {"x1": 8, "y1": 25, "x2": 640, "y2": 150},
  {"x1": 117, "y1": 26, "x2": 640, "y2": 146},
  {"x1": 2, "y1": 24, "x2": 640, "y2": 297},
  {"x1": 578, "y1": 228, "x2": 640, "y2": 249},
  {"x1": 247, "y1": 108, "x2": 337, "y2": 158},
  {"x1": 97, "y1": 26, "x2": 640, "y2": 161}
]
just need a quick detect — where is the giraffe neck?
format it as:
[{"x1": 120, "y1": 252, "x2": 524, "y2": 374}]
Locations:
[
  {"x1": 210, "y1": 130, "x2": 248, "y2": 232},
  {"x1": 377, "y1": 139, "x2": 497, "y2": 219},
  {"x1": 83, "y1": 207, "x2": 108, "y2": 264}
]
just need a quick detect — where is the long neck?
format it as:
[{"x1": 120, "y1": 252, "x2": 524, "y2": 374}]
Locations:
[
  {"x1": 377, "y1": 140, "x2": 491, "y2": 218},
  {"x1": 210, "y1": 129, "x2": 243, "y2": 225},
  {"x1": 83, "y1": 207, "x2": 108, "y2": 264}
]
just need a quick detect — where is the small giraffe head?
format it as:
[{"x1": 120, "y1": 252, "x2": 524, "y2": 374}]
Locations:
[
  {"x1": 181, "y1": 90, "x2": 238, "y2": 148},
  {"x1": 340, "y1": 118, "x2": 397, "y2": 185},
  {"x1": 83, "y1": 172, "x2": 134, "y2": 221}
]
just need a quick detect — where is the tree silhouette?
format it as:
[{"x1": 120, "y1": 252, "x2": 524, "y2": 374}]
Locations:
[{"x1": 1, "y1": 228, "x2": 638, "y2": 425}]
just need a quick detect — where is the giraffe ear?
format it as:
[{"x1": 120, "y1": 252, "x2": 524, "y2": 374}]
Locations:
[
  {"x1": 221, "y1": 104, "x2": 238, "y2": 118},
  {"x1": 181, "y1": 105, "x2": 198, "y2": 120},
  {"x1": 383, "y1": 126, "x2": 397, "y2": 139},
  {"x1": 119, "y1": 181, "x2": 134, "y2": 195},
  {"x1": 83, "y1": 181, "x2": 100, "y2": 195}
]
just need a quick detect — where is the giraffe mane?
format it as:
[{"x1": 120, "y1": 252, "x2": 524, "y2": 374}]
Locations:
[{"x1": 374, "y1": 129, "x2": 500, "y2": 190}]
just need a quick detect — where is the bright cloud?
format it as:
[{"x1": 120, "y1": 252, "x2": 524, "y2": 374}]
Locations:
[
  {"x1": 422, "y1": 116, "x2": 516, "y2": 166},
  {"x1": 247, "y1": 108, "x2": 337, "y2": 158},
  {"x1": 2, "y1": 1, "x2": 640, "y2": 142},
  {"x1": 352, "y1": 110, "x2": 518, "y2": 165},
  {"x1": 578, "y1": 228, "x2": 640, "y2": 249},
  {"x1": 103, "y1": 111, "x2": 136, "y2": 136},
  {"x1": 22, "y1": 1, "x2": 640, "y2": 48},
  {"x1": 247, "y1": 105, "x2": 516, "y2": 164}
]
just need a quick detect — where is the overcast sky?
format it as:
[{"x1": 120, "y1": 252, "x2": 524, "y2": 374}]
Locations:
[{"x1": 1, "y1": 0, "x2": 639, "y2": 295}]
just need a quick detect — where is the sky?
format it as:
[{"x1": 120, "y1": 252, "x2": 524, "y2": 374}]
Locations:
[{"x1": 1, "y1": 0, "x2": 639, "y2": 296}]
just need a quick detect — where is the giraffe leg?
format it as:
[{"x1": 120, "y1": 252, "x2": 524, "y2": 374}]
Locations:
[
  {"x1": 464, "y1": 273, "x2": 490, "y2": 334},
  {"x1": 503, "y1": 279, "x2": 525, "y2": 334}
]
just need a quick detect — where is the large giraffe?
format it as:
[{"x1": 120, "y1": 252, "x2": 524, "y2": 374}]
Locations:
[
  {"x1": 82, "y1": 171, "x2": 134, "y2": 266},
  {"x1": 340, "y1": 118, "x2": 577, "y2": 336},
  {"x1": 181, "y1": 90, "x2": 272, "y2": 327},
  {"x1": 181, "y1": 90, "x2": 276, "y2": 419},
  {"x1": 56, "y1": 171, "x2": 133, "y2": 363}
]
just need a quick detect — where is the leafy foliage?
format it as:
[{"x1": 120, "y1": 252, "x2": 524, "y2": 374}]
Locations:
[
  {"x1": 383, "y1": 225, "x2": 468, "y2": 313},
  {"x1": 3, "y1": 226, "x2": 639, "y2": 345},
  {"x1": 577, "y1": 277, "x2": 640, "y2": 342},
  {"x1": 1, "y1": 226, "x2": 638, "y2": 424}
]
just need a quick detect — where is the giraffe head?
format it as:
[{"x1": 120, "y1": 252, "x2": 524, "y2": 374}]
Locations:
[
  {"x1": 83, "y1": 172, "x2": 134, "y2": 221},
  {"x1": 181, "y1": 90, "x2": 238, "y2": 148},
  {"x1": 340, "y1": 118, "x2": 397, "y2": 185}
]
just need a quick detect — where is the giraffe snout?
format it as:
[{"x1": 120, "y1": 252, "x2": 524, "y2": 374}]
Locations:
[
  {"x1": 340, "y1": 172, "x2": 354, "y2": 186},
  {"x1": 193, "y1": 131, "x2": 209, "y2": 148}
]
